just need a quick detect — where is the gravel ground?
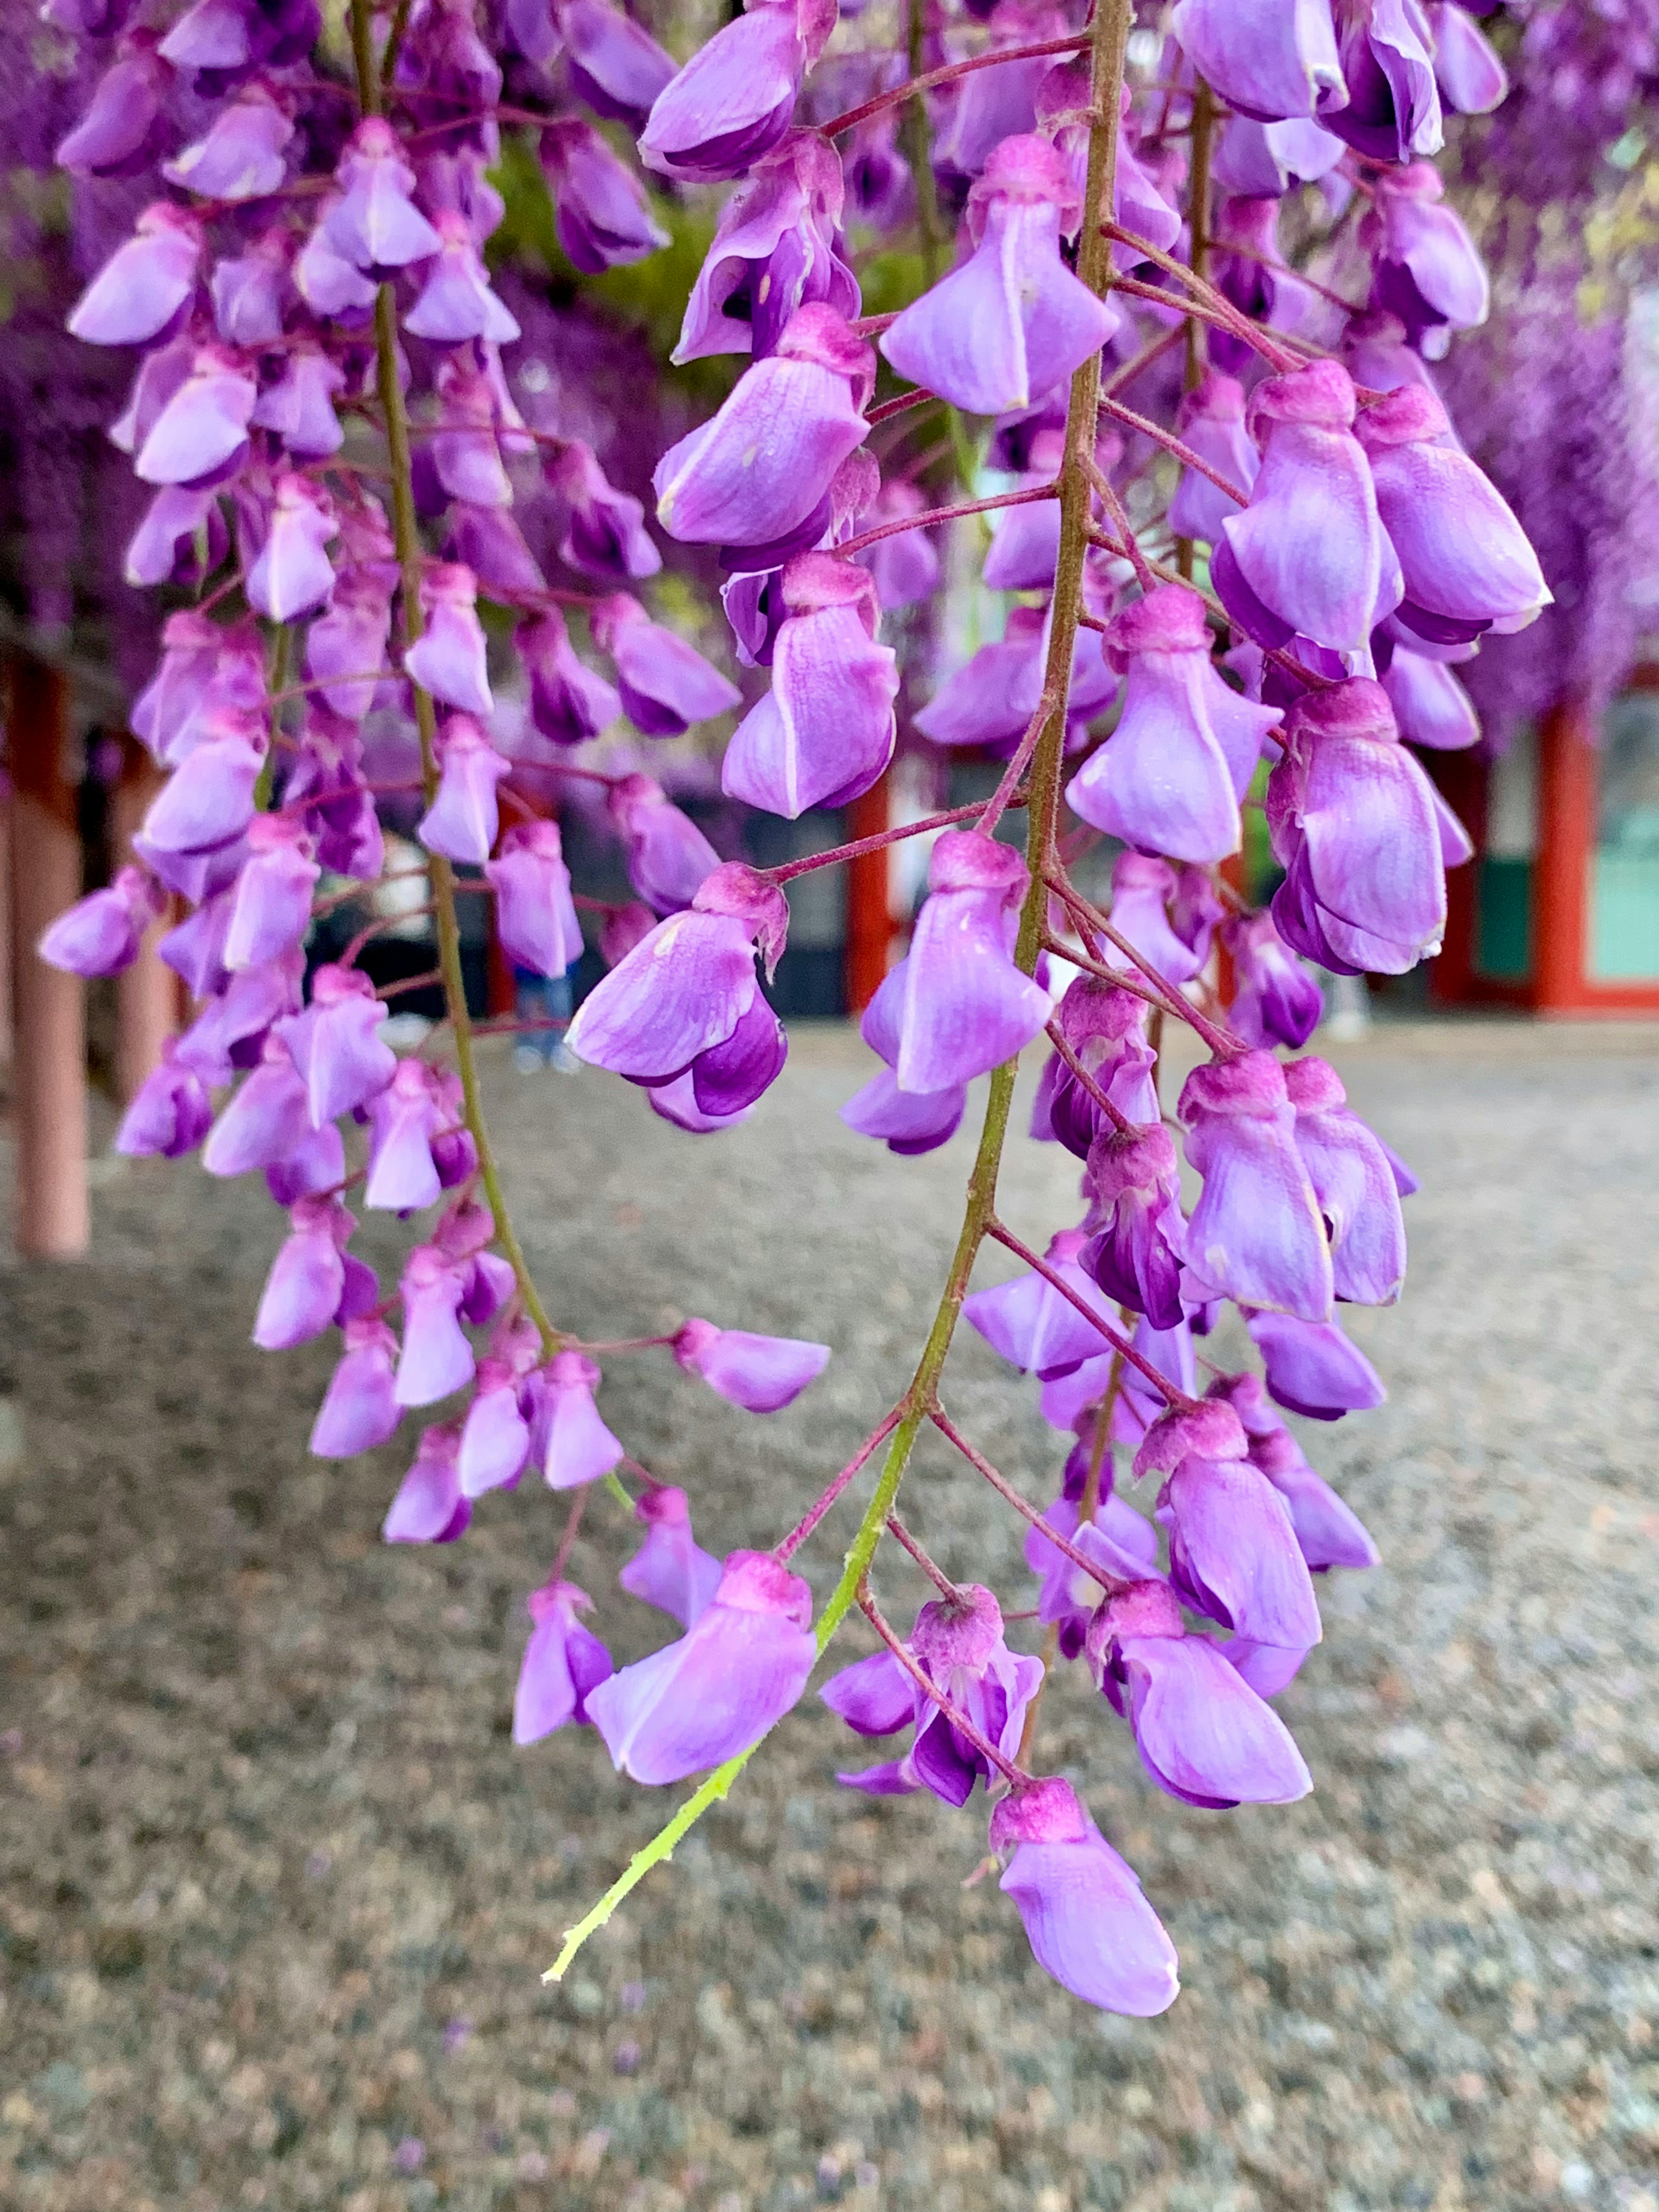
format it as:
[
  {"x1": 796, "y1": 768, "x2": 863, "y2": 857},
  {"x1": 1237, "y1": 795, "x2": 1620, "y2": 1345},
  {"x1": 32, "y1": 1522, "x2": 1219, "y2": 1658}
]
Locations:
[{"x1": 3, "y1": 1018, "x2": 1658, "y2": 2212}]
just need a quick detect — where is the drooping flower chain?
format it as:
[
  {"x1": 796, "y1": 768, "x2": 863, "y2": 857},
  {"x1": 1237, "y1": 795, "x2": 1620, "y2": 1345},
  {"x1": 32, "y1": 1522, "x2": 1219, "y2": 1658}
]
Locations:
[{"x1": 39, "y1": 0, "x2": 1543, "y2": 2016}]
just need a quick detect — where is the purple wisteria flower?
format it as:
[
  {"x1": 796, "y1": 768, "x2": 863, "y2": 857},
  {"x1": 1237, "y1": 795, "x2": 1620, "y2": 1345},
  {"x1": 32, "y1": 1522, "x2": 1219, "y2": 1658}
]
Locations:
[
  {"x1": 639, "y1": 0, "x2": 834, "y2": 182},
  {"x1": 485, "y1": 820, "x2": 583, "y2": 977},
  {"x1": 1065, "y1": 584, "x2": 1281, "y2": 863},
  {"x1": 871, "y1": 833, "x2": 1050, "y2": 1095},
  {"x1": 606, "y1": 773, "x2": 719, "y2": 914},
  {"x1": 514, "y1": 1579, "x2": 614, "y2": 1745},
  {"x1": 963, "y1": 1228, "x2": 1120, "y2": 1377},
  {"x1": 1082, "y1": 1123, "x2": 1188, "y2": 1330},
  {"x1": 566, "y1": 862, "x2": 788, "y2": 1116},
  {"x1": 588, "y1": 594, "x2": 742, "y2": 737},
  {"x1": 586, "y1": 1549, "x2": 817, "y2": 1783},
  {"x1": 416, "y1": 714, "x2": 511, "y2": 863},
  {"x1": 882, "y1": 135, "x2": 1118, "y2": 418},
  {"x1": 518, "y1": 609, "x2": 622, "y2": 746},
  {"x1": 538, "y1": 1350, "x2": 624, "y2": 1489},
  {"x1": 675, "y1": 130, "x2": 858, "y2": 363},
  {"x1": 1179, "y1": 1051, "x2": 1333, "y2": 1322},
  {"x1": 619, "y1": 1485, "x2": 723, "y2": 1626},
  {"x1": 1355, "y1": 384, "x2": 1551, "y2": 642},
  {"x1": 1224, "y1": 910, "x2": 1325, "y2": 1051},
  {"x1": 992, "y1": 1778, "x2": 1179, "y2": 2015},
  {"x1": 38, "y1": 866, "x2": 164, "y2": 978},
  {"x1": 1030, "y1": 977, "x2": 1158, "y2": 1157},
  {"x1": 672, "y1": 1319, "x2": 830, "y2": 1412},
  {"x1": 1170, "y1": 0, "x2": 1345, "y2": 126},
  {"x1": 722, "y1": 555, "x2": 898, "y2": 817},
  {"x1": 1087, "y1": 1578, "x2": 1313, "y2": 1808},
  {"x1": 1214, "y1": 360, "x2": 1391, "y2": 661},
  {"x1": 384, "y1": 1423, "x2": 470, "y2": 1544},
  {"x1": 1267, "y1": 677, "x2": 1446, "y2": 975}
]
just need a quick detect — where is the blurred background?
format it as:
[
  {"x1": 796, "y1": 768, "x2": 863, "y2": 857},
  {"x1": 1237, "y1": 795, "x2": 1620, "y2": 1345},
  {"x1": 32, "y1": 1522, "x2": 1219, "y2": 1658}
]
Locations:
[{"x1": 2, "y1": 4, "x2": 1659, "y2": 2211}]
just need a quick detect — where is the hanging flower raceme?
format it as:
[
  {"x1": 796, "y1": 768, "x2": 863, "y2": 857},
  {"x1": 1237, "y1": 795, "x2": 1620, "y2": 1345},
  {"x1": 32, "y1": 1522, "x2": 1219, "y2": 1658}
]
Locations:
[
  {"x1": 1364, "y1": 162, "x2": 1489, "y2": 356},
  {"x1": 1326, "y1": 0, "x2": 1443, "y2": 163},
  {"x1": 722, "y1": 555, "x2": 898, "y2": 818},
  {"x1": 881, "y1": 134, "x2": 1118, "y2": 418},
  {"x1": 1065, "y1": 583, "x2": 1280, "y2": 864}
]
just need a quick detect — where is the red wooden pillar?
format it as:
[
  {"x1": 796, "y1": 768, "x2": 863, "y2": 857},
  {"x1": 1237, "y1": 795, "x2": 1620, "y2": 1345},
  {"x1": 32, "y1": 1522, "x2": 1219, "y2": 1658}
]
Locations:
[
  {"x1": 843, "y1": 772, "x2": 891, "y2": 1014},
  {"x1": 7, "y1": 654, "x2": 90, "y2": 1257},
  {"x1": 1532, "y1": 696, "x2": 1596, "y2": 1014},
  {"x1": 111, "y1": 743, "x2": 178, "y2": 1103},
  {"x1": 1426, "y1": 749, "x2": 1489, "y2": 1006}
]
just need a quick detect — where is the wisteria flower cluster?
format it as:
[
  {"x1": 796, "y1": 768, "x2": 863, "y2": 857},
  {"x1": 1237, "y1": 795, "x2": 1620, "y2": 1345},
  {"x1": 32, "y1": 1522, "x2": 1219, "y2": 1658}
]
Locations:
[{"x1": 40, "y1": 0, "x2": 1545, "y2": 2015}]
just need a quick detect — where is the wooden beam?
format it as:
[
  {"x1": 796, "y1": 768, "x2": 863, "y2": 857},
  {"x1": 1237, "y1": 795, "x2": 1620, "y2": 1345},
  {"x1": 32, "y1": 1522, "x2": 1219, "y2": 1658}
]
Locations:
[
  {"x1": 110, "y1": 743, "x2": 178, "y2": 1104},
  {"x1": 7, "y1": 653, "x2": 89, "y2": 1257}
]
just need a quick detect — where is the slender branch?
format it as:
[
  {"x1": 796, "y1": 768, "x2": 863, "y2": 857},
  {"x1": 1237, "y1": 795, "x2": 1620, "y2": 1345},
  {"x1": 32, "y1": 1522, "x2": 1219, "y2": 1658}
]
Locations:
[
  {"x1": 1184, "y1": 79, "x2": 1215, "y2": 395},
  {"x1": 1102, "y1": 221, "x2": 1298, "y2": 367},
  {"x1": 929, "y1": 1406, "x2": 1135, "y2": 1592},
  {"x1": 857, "y1": 1582, "x2": 1026, "y2": 1784},
  {"x1": 834, "y1": 483, "x2": 1056, "y2": 562},
  {"x1": 1112, "y1": 276, "x2": 1297, "y2": 365},
  {"x1": 985, "y1": 1220, "x2": 1195, "y2": 1405},
  {"x1": 976, "y1": 692, "x2": 1055, "y2": 840},
  {"x1": 550, "y1": 1489, "x2": 586, "y2": 1582},
  {"x1": 867, "y1": 386, "x2": 942, "y2": 428},
  {"x1": 773, "y1": 1411, "x2": 901, "y2": 1562},
  {"x1": 1048, "y1": 876, "x2": 1241, "y2": 1057},
  {"x1": 1101, "y1": 324, "x2": 1185, "y2": 399},
  {"x1": 762, "y1": 801, "x2": 1001, "y2": 886},
  {"x1": 1098, "y1": 393, "x2": 1251, "y2": 509},
  {"x1": 821, "y1": 34, "x2": 1090, "y2": 138},
  {"x1": 885, "y1": 1511, "x2": 962, "y2": 1600},
  {"x1": 1089, "y1": 464, "x2": 1157, "y2": 594}
]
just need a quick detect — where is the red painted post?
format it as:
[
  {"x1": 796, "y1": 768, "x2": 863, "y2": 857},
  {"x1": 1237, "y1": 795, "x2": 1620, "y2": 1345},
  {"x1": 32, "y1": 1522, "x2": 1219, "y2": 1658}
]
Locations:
[
  {"x1": 111, "y1": 742, "x2": 177, "y2": 1103},
  {"x1": 843, "y1": 772, "x2": 891, "y2": 1014},
  {"x1": 7, "y1": 653, "x2": 90, "y2": 1257},
  {"x1": 1532, "y1": 696, "x2": 1595, "y2": 1013}
]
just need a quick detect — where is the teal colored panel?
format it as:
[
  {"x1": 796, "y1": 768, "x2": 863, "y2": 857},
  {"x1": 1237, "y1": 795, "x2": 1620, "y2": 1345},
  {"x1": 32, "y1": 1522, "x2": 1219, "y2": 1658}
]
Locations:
[
  {"x1": 1476, "y1": 856, "x2": 1532, "y2": 980},
  {"x1": 1590, "y1": 852, "x2": 1659, "y2": 979}
]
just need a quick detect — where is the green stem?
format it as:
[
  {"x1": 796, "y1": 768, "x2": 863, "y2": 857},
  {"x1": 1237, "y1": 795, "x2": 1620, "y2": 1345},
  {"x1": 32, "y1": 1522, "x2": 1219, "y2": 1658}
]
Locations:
[
  {"x1": 351, "y1": 0, "x2": 559, "y2": 1355},
  {"x1": 1177, "y1": 75, "x2": 1214, "y2": 580},
  {"x1": 543, "y1": 0, "x2": 1134, "y2": 1984}
]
